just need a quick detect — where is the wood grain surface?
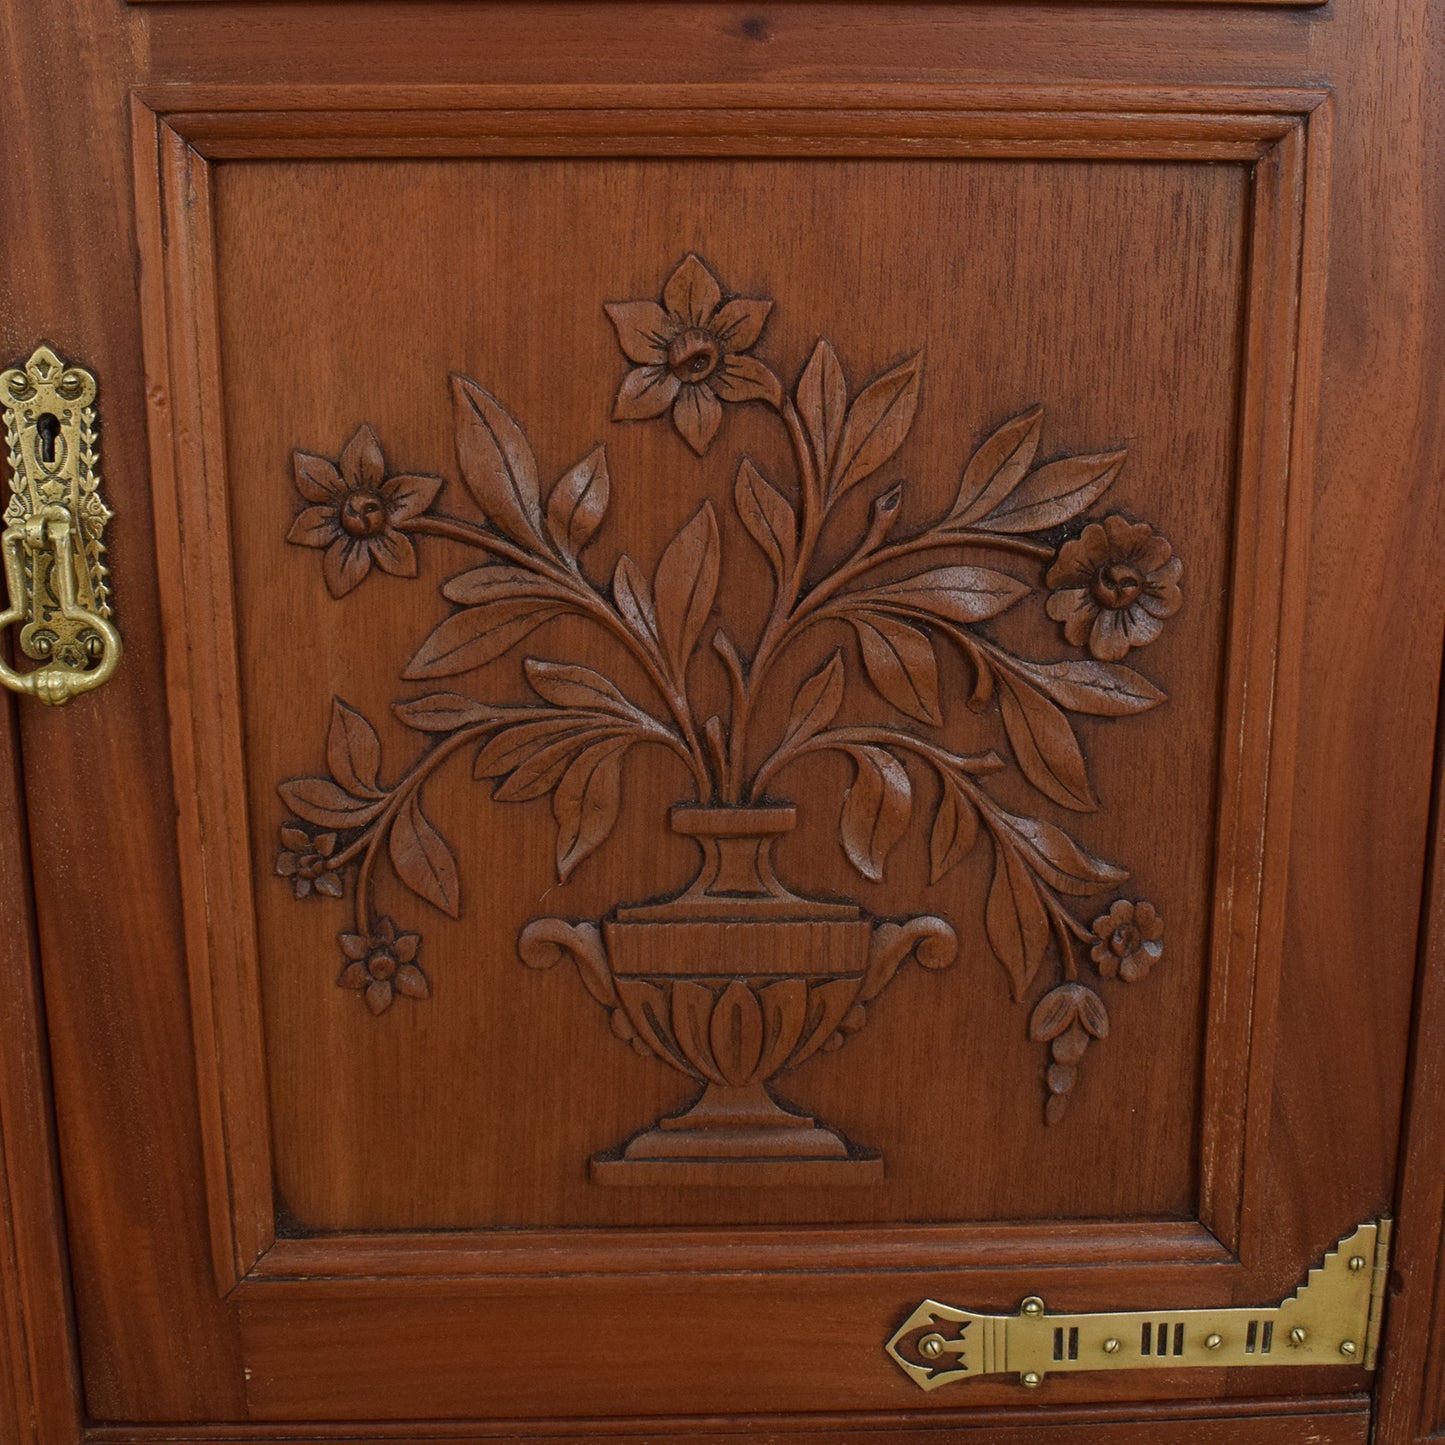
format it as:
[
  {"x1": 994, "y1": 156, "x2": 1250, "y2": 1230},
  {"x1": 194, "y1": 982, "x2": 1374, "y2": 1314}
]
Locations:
[{"x1": 0, "y1": 0, "x2": 1440, "y2": 1439}]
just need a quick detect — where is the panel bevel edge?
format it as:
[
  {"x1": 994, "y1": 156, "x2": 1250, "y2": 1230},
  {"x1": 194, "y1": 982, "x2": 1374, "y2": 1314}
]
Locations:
[
  {"x1": 1195, "y1": 96, "x2": 1332, "y2": 1266},
  {"x1": 133, "y1": 82, "x2": 1328, "y2": 1288},
  {"x1": 131, "y1": 98, "x2": 276, "y2": 1295},
  {"x1": 245, "y1": 1217, "x2": 1233, "y2": 1286}
]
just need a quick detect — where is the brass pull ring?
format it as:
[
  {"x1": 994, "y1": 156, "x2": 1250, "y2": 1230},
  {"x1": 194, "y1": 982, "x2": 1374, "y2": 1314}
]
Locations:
[{"x1": 0, "y1": 347, "x2": 121, "y2": 705}]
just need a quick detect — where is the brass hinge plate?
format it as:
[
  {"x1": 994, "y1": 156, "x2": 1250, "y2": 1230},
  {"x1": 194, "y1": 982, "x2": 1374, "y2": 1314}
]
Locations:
[{"x1": 886, "y1": 1218, "x2": 1391, "y2": 1391}]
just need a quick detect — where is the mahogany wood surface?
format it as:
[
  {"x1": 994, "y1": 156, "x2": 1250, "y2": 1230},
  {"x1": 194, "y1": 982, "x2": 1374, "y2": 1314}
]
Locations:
[{"x1": 0, "y1": 0, "x2": 1441, "y2": 1441}]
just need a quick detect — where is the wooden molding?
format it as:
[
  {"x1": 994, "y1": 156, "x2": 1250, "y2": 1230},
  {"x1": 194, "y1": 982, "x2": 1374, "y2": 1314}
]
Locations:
[
  {"x1": 85, "y1": 1396, "x2": 1370, "y2": 1443},
  {"x1": 131, "y1": 82, "x2": 1330, "y2": 1296}
]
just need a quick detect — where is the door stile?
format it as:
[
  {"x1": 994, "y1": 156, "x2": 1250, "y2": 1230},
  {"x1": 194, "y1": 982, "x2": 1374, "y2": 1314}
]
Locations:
[{"x1": 0, "y1": 694, "x2": 83, "y2": 1445}]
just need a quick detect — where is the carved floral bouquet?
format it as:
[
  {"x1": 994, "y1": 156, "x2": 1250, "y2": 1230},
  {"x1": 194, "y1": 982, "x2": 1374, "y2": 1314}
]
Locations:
[{"x1": 276, "y1": 254, "x2": 1181, "y2": 1142}]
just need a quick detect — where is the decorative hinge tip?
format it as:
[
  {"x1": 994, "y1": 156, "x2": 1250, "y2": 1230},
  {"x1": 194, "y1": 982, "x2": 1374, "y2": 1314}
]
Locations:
[{"x1": 886, "y1": 1218, "x2": 1392, "y2": 1391}]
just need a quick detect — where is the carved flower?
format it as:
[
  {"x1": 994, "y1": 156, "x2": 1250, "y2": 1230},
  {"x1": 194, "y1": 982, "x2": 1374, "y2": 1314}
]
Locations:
[
  {"x1": 1090, "y1": 899, "x2": 1164, "y2": 982},
  {"x1": 275, "y1": 824, "x2": 342, "y2": 899},
  {"x1": 1045, "y1": 515, "x2": 1182, "y2": 662},
  {"x1": 605, "y1": 254, "x2": 783, "y2": 456},
  {"x1": 287, "y1": 424, "x2": 443, "y2": 598},
  {"x1": 337, "y1": 917, "x2": 428, "y2": 1016}
]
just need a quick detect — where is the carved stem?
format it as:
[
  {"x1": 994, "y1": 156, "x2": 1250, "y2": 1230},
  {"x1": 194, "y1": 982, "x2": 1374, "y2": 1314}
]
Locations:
[
  {"x1": 722, "y1": 396, "x2": 825, "y2": 802},
  {"x1": 408, "y1": 513, "x2": 714, "y2": 797},
  {"x1": 337, "y1": 723, "x2": 496, "y2": 931}
]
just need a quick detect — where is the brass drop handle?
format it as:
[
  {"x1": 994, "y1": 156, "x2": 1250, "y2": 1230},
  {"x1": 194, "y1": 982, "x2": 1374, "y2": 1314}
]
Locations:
[{"x1": 1, "y1": 347, "x2": 121, "y2": 705}]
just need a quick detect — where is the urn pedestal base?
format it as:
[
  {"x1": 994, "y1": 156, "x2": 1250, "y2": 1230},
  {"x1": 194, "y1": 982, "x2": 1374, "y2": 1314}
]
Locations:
[{"x1": 590, "y1": 1078, "x2": 884, "y2": 1186}]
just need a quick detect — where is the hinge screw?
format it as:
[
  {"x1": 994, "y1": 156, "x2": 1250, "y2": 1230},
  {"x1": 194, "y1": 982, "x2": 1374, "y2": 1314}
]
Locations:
[
  {"x1": 1348, "y1": 1256, "x2": 1366, "y2": 1272},
  {"x1": 1340, "y1": 1340, "x2": 1358, "y2": 1357},
  {"x1": 1021, "y1": 1297, "x2": 1045, "y2": 1318},
  {"x1": 1021, "y1": 1372, "x2": 1043, "y2": 1388},
  {"x1": 1205, "y1": 1333, "x2": 1224, "y2": 1350},
  {"x1": 1103, "y1": 1338, "x2": 1120, "y2": 1354},
  {"x1": 1289, "y1": 1327, "x2": 1308, "y2": 1346},
  {"x1": 919, "y1": 1334, "x2": 946, "y2": 1360}
]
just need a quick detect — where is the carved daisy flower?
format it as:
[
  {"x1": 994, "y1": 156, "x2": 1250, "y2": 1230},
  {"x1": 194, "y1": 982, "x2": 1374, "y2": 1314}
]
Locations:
[
  {"x1": 1045, "y1": 514, "x2": 1182, "y2": 662},
  {"x1": 605, "y1": 254, "x2": 783, "y2": 456},
  {"x1": 1090, "y1": 899, "x2": 1164, "y2": 982},
  {"x1": 337, "y1": 916, "x2": 429, "y2": 1016},
  {"x1": 287, "y1": 424, "x2": 443, "y2": 598}
]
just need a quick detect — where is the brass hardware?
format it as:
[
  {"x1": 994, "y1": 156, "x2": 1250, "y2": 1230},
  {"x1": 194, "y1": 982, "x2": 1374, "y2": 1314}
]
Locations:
[
  {"x1": 886, "y1": 1219, "x2": 1392, "y2": 1392},
  {"x1": 1, "y1": 346, "x2": 120, "y2": 704}
]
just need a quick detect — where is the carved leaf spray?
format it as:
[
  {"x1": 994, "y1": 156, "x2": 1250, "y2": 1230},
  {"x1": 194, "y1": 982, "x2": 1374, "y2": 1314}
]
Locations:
[{"x1": 275, "y1": 255, "x2": 1183, "y2": 1180}]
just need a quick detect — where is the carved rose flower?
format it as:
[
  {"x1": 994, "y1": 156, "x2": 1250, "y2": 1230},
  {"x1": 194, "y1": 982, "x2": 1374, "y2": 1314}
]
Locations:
[
  {"x1": 287, "y1": 424, "x2": 443, "y2": 598},
  {"x1": 1045, "y1": 514, "x2": 1182, "y2": 662},
  {"x1": 606, "y1": 254, "x2": 783, "y2": 456},
  {"x1": 275, "y1": 824, "x2": 342, "y2": 899},
  {"x1": 338, "y1": 916, "x2": 428, "y2": 1016},
  {"x1": 1090, "y1": 899, "x2": 1164, "y2": 982}
]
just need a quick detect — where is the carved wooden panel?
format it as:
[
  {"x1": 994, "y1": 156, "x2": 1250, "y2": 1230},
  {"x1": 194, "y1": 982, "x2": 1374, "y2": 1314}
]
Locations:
[
  {"x1": 272, "y1": 248, "x2": 1184, "y2": 1184},
  {"x1": 135, "y1": 86, "x2": 1328, "y2": 1383}
]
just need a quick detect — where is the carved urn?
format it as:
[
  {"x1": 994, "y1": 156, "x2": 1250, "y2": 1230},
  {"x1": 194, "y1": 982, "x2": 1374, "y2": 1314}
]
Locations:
[{"x1": 523, "y1": 804, "x2": 957, "y2": 1184}]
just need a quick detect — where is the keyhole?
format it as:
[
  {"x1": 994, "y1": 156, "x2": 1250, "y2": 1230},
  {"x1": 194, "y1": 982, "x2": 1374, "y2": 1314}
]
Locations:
[{"x1": 35, "y1": 413, "x2": 60, "y2": 465}]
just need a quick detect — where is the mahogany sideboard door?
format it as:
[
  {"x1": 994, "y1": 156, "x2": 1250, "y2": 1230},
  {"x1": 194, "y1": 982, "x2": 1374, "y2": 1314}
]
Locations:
[{"x1": 2, "y1": 1, "x2": 1444, "y2": 1441}]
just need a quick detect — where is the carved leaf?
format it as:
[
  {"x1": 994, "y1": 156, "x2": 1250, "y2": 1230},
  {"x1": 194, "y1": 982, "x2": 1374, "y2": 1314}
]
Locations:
[
  {"x1": 553, "y1": 737, "x2": 629, "y2": 880},
  {"x1": 1077, "y1": 988, "x2": 1110, "y2": 1038},
  {"x1": 613, "y1": 554, "x2": 659, "y2": 645},
  {"x1": 997, "y1": 675, "x2": 1098, "y2": 812},
  {"x1": 838, "y1": 745, "x2": 912, "y2": 881},
  {"x1": 929, "y1": 780, "x2": 979, "y2": 883},
  {"x1": 851, "y1": 613, "x2": 941, "y2": 726},
  {"x1": 450, "y1": 375, "x2": 544, "y2": 547},
  {"x1": 653, "y1": 502, "x2": 720, "y2": 677},
  {"x1": 975, "y1": 449, "x2": 1126, "y2": 534},
  {"x1": 849, "y1": 565, "x2": 1029, "y2": 626},
  {"x1": 710, "y1": 978, "x2": 766, "y2": 1085},
  {"x1": 326, "y1": 699, "x2": 383, "y2": 797},
  {"x1": 277, "y1": 777, "x2": 386, "y2": 829},
  {"x1": 474, "y1": 716, "x2": 596, "y2": 781},
  {"x1": 994, "y1": 807, "x2": 1127, "y2": 896},
  {"x1": 830, "y1": 353, "x2": 922, "y2": 499},
  {"x1": 986, "y1": 840, "x2": 1052, "y2": 1001},
  {"x1": 1005, "y1": 658, "x2": 1166, "y2": 716},
  {"x1": 796, "y1": 338, "x2": 847, "y2": 482},
  {"x1": 442, "y1": 563, "x2": 569, "y2": 607},
  {"x1": 393, "y1": 692, "x2": 504, "y2": 732},
  {"x1": 389, "y1": 793, "x2": 460, "y2": 918},
  {"x1": 756, "y1": 977, "x2": 809, "y2": 1075},
  {"x1": 487, "y1": 723, "x2": 618, "y2": 803},
  {"x1": 734, "y1": 459, "x2": 796, "y2": 582},
  {"x1": 781, "y1": 651, "x2": 845, "y2": 748},
  {"x1": 1029, "y1": 982, "x2": 1084, "y2": 1041},
  {"x1": 524, "y1": 659, "x2": 644, "y2": 719},
  {"x1": 546, "y1": 446, "x2": 610, "y2": 560},
  {"x1": 949, "y1": 405, "x2": 1044, "y2": 525},
  {"x1": 403, "y1": 599, "x2": 566, "y2": 679}
]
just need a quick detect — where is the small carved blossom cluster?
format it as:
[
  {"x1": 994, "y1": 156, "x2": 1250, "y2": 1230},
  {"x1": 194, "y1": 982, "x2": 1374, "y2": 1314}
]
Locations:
[{"x1": 275, "y1": 824, "x2": 342, "y2": 899}]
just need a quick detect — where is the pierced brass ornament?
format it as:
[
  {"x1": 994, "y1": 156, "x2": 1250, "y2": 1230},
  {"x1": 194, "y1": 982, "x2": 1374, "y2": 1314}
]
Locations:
[
  {"x1": 0, "y1": 346, "x2": 120, "y2": 704},
  {"x1": 887, "y1": 1219, "x2": 1391, "y2": 1391}
]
